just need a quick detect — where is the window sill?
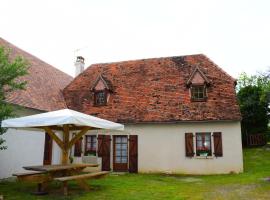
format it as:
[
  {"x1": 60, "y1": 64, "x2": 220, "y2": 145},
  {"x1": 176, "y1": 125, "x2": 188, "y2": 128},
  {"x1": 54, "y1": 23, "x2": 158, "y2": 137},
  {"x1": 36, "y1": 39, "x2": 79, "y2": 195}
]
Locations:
[
  {"x1": 194, "y1": 156, "x2": 214, "y2": 159},
  {"x1": 191, "y1": 98, "x2": 207, "y2": 102},
  {"x1": 93, "y1": 104, "x2": 107, "y2": 107}
]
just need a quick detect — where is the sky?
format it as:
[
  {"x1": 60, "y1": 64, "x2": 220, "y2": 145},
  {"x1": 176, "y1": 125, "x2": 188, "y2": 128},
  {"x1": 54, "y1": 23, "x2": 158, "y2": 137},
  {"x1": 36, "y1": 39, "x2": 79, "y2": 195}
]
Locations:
[{"x1": 1, "y1": 0, "x2": 270, "y2": 78}]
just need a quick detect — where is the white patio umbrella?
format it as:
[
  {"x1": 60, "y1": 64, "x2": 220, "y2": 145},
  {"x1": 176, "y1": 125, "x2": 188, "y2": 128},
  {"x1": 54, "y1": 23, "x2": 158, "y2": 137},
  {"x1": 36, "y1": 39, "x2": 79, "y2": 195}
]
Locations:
[{"x1": 1, "y1": 108, "x2": 124, "y2": 164}]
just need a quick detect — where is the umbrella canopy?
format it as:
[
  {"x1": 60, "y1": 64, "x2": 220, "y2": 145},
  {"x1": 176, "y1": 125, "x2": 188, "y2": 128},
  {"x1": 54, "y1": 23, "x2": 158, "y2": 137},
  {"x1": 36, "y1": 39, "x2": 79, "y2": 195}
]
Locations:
[
  {"x1": 1, "y1": 109, "x2": 124, "y2": 131},
  {"x1": 1, "y1": 109, "x2": 124, "y2": 164}
]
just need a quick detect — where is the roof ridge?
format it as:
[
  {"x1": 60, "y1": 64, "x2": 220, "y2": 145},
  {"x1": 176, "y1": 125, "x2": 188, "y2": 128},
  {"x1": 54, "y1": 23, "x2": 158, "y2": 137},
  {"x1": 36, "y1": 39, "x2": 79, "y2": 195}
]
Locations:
[
  {"x1": 85, "y1": 53, "x2": 204, "y2": 69},
  {"x1": 65, "y1": 54, "x2": 204, "y2": 90}
]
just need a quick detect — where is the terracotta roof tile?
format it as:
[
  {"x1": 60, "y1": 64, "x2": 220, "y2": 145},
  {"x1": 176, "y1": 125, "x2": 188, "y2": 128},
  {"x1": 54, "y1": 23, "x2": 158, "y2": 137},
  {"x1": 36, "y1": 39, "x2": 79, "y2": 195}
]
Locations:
[
  {"x1": 63, "y1": 54, "x2": 241, "y2": 123},
  {"x1": 0, "y1": 38, "x2": 73, "y2": 111}
]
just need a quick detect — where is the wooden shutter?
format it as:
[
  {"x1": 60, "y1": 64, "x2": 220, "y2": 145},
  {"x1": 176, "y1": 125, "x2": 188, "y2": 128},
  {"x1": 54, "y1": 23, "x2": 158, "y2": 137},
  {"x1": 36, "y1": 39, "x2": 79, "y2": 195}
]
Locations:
[
  {"x1": 213, "y1": 132, "x2": 223, "y2": 157},
  {"x1": 97, "y1": 135, "x2": 105, "y2": 156},
  {"x1": 43, "y1": 132, "x2": 52, "y2": 165},
  {"x1": 74, "y1": 137, "x2": 82, "y2": 157},
  {"x1": 185, "y1": 133, "x2": 194, "y2": 157},
  {"x1": 129, "y1": 135, "x2": 138, "y2": 173},
  {"x1": 97, "y1": 135, "x2": 111, "y2": 171}
]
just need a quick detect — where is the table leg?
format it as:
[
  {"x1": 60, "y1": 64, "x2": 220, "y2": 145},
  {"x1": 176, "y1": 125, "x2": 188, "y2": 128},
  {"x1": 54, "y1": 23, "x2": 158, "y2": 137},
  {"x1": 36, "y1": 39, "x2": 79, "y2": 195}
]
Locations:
[
  {"x1": 63, "y1": 181, "x2": 68, "y2": 196},
  {"x1": 32, "y1": 182, "x2": 48, "y2": 195},
  {"x1": 75, "y1": 179, "x2": 91, "y2": 191}
]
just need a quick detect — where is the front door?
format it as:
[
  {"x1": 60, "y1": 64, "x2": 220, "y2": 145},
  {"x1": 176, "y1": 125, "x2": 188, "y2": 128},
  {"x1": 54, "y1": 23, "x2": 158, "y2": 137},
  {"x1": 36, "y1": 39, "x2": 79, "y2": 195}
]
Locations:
[
  {"x1": 113, "y1": 135, "x2": 128, "y2": 171},
  {"x1": 43, "y1": 132, "x2": 52, "y2": 165}
]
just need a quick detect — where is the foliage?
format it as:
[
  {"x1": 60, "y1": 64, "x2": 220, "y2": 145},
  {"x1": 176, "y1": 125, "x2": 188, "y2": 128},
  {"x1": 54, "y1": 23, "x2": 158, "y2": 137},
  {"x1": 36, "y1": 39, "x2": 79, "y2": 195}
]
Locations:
[
  {"x1": 0, "y1": 46, "x2": 28, "y2": 150},
  {"x1": 1, "y1": 148, "x2": 270, "y2": 199},
  {"x1": 237, "y1": 70, "x2": 270, "y2": 141},
  {"x1": 237, "y1": 86, "x2": 269, "y2": 134}
]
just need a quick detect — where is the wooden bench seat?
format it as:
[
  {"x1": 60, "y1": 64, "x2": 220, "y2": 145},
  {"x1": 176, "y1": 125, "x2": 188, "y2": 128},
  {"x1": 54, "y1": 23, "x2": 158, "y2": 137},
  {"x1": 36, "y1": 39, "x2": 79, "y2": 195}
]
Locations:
[
  {"x1": 54, "y1": 171, "x2": 109, "y2": 195},
  {"x1": 13, "y1": 171, "x2": 51, "y2": 195},
  {"x1": 12, "y1": 171, "x2": 51, "y2": 183},
  {"x1": 54, "y1": 171, "x2": 109, "y2": 182},
  {"x1": 13, "y1": 171, "x2": 45, "y2": 177}
]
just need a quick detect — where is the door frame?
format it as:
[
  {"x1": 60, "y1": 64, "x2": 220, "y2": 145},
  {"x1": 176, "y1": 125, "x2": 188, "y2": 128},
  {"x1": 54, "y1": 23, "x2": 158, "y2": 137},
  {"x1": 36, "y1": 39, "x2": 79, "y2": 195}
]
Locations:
[{"x1": 113, "y1": 135, "x2": 128, "y2": 172}]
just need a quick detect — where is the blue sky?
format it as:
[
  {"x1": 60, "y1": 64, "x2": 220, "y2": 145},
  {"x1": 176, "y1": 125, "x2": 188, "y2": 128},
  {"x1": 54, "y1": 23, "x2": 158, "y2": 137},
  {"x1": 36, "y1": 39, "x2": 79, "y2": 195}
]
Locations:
[{"x1": 1, "y1": 0, "x2": 270, "y2": 77}]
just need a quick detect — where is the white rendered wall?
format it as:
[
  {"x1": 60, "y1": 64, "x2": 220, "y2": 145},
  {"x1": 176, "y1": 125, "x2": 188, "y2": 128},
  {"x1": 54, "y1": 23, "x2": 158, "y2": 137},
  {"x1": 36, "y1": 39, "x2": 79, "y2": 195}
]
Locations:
[
  {"x1": 76, "y1": 121, "x2": 243, "y2": 174},
  {"x1": 126, "y1": 121, "x2": 243, "y2": 174},
  {"x1": 0, "y1": 107, "x2": 45, "y2": 179},
  {"x1": 51, "y1": 132, "x2": 62, "y2": 165}
]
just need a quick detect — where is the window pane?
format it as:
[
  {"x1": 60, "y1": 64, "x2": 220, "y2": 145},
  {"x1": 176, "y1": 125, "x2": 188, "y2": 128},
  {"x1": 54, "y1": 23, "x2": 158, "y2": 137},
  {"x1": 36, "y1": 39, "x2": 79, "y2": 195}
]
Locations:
[
  {"x1": 205, "y1": 134, "x2": 211, "y2": 141},
  {"x1": 197, "y1": 141, "x2": 203, "y2": 148},
  {"x1": 116, "y1": 150, "x2": 121, "y2": 156},
  {"x1": 121, "y1": 157, "x2": 127, "y2": 163},
  {"x1": 197, "y1": 134, "x2": 202, "y2": 141},
  {"x1": 122, "y1": 144, "x2": 127, "y2": 150},
  {"x1": 192, "y1": 86, "x2": 205, "y2": 100},
  {"x1": 196, "y1": 132, "x2": 211, "y2": 156},
  {"x1": 122, "y1": 150, "x2": 127, "y2": 156},
  {"x1": 122, "y1": 137, "x2": 128, "y2": 143},
  {"x1": 116, "y1": 137, "x2": 122, "y2": 143},
  {"x1": 95, "y1": 91, "x2": 106, "y2": 105},
  {"x1": 116, "y1": 157, "x2": 121, "y2": 163},
  {"x1": 204, "y1": 141, "x2": 211, "y2": 149},
  {"x1": 92, "y1": 142, "x2": 96, "y2": 149},
  {"x1": 116, "y1": 146, "x2": 122, "y2": 151}
]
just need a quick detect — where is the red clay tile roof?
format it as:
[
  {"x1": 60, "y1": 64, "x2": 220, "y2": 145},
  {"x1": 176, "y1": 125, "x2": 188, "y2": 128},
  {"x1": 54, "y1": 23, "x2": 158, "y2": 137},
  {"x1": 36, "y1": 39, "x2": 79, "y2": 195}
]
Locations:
[
  {"x1": 63, "y1": 54, "x2": 241, "y2": 123},
  {"x1": 0, "y1": 38, "x2": 73, "y2": 111}
]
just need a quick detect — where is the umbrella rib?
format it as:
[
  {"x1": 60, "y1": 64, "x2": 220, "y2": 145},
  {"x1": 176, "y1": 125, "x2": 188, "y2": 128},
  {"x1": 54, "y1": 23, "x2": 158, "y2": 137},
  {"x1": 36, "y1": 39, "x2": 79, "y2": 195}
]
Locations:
[
  {"x1": 67, "y1": 127, "x2": 91, "y2": 149},
  {"x1": 43, "y1": 126, "x2": 64, "y2": 150}
]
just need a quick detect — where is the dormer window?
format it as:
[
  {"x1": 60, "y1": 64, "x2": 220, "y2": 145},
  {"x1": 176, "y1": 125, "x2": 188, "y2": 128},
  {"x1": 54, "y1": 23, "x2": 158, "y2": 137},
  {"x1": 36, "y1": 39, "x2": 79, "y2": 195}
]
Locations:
[
  {"x1": 186, "y1": 65, "x2": 210, "y2": 102},
  {"x1": 191, "y1": 85, "x2": 206, "y2": 101},
  {"x1": 91, "y1": 74, "x2": 113, "y2": 107},
  {"x1": 94, "y1": 90, "x2": 107, "y2": 106}
]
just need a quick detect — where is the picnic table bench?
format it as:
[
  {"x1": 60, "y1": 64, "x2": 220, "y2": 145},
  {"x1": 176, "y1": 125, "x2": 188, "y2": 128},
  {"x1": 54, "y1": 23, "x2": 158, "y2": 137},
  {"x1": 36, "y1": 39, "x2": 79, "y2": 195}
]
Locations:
[
  {"x1": 13, "y1": 164, "x2": 107, "y2": 195},
  {"x1": 13, "y1": 171, "x2": 52, "y2": 195},
  {"x1": 54, "y1": 171, "x2": 109, "y2": 195}
]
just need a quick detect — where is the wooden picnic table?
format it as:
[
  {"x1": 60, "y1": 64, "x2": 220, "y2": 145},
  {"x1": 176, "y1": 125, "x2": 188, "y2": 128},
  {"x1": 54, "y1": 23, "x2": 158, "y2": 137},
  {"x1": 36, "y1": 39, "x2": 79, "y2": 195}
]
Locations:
[
  {"x1": 23, "y1": 163, "x2": 98, "y2": 172},
  {"x1": 14, "y1": 163, "x2": 100, "y2": 195}
]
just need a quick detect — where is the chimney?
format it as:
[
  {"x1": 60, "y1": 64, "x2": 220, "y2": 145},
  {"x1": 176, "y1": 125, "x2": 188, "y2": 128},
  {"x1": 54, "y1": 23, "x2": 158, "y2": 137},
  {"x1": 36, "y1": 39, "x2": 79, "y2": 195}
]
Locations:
[{"x1": 74, "y1": 56, "x2": 85, "y2": 77}]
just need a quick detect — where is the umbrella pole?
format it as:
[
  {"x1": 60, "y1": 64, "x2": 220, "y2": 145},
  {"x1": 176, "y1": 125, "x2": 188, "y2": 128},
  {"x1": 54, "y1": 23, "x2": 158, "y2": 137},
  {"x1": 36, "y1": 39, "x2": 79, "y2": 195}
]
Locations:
[{"x1": 62, "y1": 125, "x2": 70, "y2": 165}]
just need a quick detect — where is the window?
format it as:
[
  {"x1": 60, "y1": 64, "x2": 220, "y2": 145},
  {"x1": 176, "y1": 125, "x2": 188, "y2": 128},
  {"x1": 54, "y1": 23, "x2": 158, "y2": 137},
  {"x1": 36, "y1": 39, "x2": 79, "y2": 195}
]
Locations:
[
  {"x1": 94, "y1": 90, "x2": 107, "y2": 106},
  {"x1": 191, "y1": 85, "x2": 206, "y2": 101},
  {"x1": 114, "y1": 136, "x2": 128, "y2": 164},
  {"x1": 85, "y1": 135, "x2": 97, "y2": 156},
  {"x1": 185, "y1": 132, "x2": 223, "y2": 158},
  {"x1": 196, "y1": 132, "x2": 211, "y2": 156}
]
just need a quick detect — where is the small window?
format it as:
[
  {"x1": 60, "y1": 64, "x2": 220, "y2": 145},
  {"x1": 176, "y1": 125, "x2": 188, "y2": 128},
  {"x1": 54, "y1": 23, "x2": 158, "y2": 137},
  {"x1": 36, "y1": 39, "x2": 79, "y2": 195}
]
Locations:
[
  {"x1": 196, "y1": 132, "x2": 211, "y2": 156},
  {"x1": 94, "y1": 90, "x2": 107, "y2": 106},
  {"x1": 191, "y1": 85, "x2": 206, "y2": 101},
  {"x1": 85, "y1": 135, "x2": 97, "y2": 156}
]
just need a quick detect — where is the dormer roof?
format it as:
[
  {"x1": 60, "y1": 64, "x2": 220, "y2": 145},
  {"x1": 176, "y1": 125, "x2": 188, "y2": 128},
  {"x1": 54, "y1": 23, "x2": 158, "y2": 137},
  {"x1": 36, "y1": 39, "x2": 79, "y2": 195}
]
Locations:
[
  {"x1": 91, "y1": 74, "x2": 113, "y2": 91},
  {"x1": 186, "y1": 65, "x2": 210, "y2": 86}
]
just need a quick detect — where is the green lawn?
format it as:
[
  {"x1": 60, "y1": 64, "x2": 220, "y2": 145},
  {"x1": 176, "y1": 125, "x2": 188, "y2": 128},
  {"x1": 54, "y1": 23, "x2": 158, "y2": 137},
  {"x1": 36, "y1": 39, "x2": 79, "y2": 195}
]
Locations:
[{"x1": 1, "y1": 148, "x2": 270, "y2": 200}]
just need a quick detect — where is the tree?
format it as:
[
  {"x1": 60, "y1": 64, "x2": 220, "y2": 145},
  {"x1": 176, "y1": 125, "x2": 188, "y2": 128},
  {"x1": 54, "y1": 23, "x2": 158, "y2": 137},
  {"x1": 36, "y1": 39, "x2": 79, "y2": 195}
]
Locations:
[
  {"x1": 0, "y1": 46, "x2": 28, "y2": 150},
  {"x1": 237, "y1": 70, "x2": 270, "y2": 144}
]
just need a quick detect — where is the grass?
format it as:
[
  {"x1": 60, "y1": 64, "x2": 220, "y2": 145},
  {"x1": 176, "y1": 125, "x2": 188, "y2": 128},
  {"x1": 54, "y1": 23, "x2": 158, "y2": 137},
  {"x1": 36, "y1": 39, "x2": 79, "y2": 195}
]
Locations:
[{"x1": 1, "y1": 148, "x2": 270, "y2": 199}]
